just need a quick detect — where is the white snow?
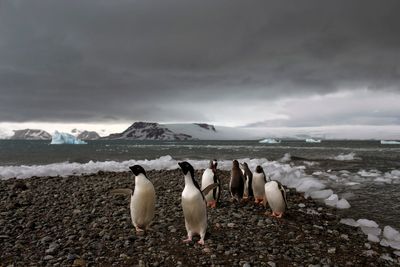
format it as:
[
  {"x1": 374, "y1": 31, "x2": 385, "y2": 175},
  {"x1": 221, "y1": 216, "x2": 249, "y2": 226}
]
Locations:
[
  {"x1": 50, "y1": 131, "x2": 87, "y2": 145},
  {"x1": 357, "y1": 219, "x2": 379, "y2": 228}
]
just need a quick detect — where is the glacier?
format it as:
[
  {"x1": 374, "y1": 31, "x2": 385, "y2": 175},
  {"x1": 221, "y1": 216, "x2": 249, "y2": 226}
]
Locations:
[{"x1": 50, "y1": 131, "x2": 87, "y2": 145}]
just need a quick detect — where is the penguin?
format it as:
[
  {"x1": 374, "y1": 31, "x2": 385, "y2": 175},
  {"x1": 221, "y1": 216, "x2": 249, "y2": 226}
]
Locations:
[
  {"x1": 240, "y1": 162, "x2": 254, "y2": 200},
  {"x1": 252, "y1": 165, "x2": 269, "y2": 204},
  {"x1": 111, "y1": 165, "x2": 156, "y2": 233},
  {"x1": 264, "y1": 180, "x2": 288, "y2": 218},
  {"x1": 178, "y1": 161, "x2": 217, "y2": 245},
  {"x1": 229, "y1": 160, "x2": 244, "y2": 202},
  {"x1": 201, "y1": 159, "x2": 221, "y2": 208}
]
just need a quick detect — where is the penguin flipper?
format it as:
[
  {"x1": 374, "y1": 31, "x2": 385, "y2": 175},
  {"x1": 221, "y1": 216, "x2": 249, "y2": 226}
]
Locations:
[
  {"x1": 110, "y1": 188, "x2": 133, "y2": 196},
  {"x1": 278, "y1": 183, "x2": 288, "y2": 209},
  {"x1": 202, "y1": 183, "x2": 219, "y2": 196}
]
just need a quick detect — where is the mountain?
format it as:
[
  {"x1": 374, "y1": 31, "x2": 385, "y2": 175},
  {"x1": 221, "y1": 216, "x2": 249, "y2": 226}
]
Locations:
[
  {"x1": 104, "y1": 122, "x2": 193, "y2": 140},
  {"x1": 10, "y1": 129, "x2": 52, "y2": 140},
  {"x1": 76, "y1": 130, "x2": 100, "y2": 140}
]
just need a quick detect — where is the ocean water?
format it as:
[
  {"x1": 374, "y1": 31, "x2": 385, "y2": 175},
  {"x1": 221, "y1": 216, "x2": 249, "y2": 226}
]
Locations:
[{"x1": 1, "y1": 139, "x2": 400, "y2": 230}]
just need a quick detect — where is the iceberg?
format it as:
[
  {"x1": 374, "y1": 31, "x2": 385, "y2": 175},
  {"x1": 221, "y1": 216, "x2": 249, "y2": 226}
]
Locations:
[
  {"x1": 50, "y1": 131, "x2": 87, "y2": 145},
  {"x1": 259, "y1": 138, "x2": 281, "y2": 144},
  {"x1": 305, "y1": 138, "x2": 321, "y2": 143},
  {"x1": 381, "y1": 140, "x2": 400, "y2": 145}
]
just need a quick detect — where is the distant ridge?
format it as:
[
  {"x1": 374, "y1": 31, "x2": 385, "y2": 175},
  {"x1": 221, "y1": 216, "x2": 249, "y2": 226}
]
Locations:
[{"x1": 10, "y1": 129, "x2": 51, "y2": 140}]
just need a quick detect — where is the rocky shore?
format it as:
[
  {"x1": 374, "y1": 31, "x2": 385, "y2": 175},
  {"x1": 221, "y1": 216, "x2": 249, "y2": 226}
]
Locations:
[{"x1": 1, "y1": 170, "x2": 399, "y2": 266}]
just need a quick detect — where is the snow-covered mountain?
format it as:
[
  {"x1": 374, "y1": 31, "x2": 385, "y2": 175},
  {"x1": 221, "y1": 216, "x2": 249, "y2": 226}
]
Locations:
[
  {"x1": 10, "y1": 129, "x2": 52, "y2": 140},
  {"x1": 76, "y1": 130, "x2": 100, "y2": 140}
]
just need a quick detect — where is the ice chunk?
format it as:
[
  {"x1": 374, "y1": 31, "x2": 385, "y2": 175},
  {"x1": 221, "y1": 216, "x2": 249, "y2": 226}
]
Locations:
[
  {"x1": 50, "y1": 131, "x2": 87, "y2": 145},
  {"x1": 259, "y1": 138, "x2": 281, "y2": 144},
  {"x1": 380, "y1": 140, "x2": 400, "y2": 145},
  {"x1": 336, "y1": 198, "x2": 351, "y2": 209},
  {"x1": 374, "y1": 177, "x2": 392, "y2": 184},
  {"x1": 361, "y1": 226, "x2": 381, "y2": 236},
  {"x1": 333, "y1": 152, "x2": 357, "y2": 161},
  {"x1": 306, "y1": 189, "x2": 333, "y2": 200},
  {"x1": 389, "y1": 241, "x2": 400, "y2": 250},
  {"x1": 383, "y1": 226, "x2": 400, "y2": 241},
  {"x1": 367, "y1": 234, "x2": 380, "y2": 243},
  {"x1": 295, "y1": 177, "x2": 326, "y2": 192},
  {"x1": 380, "y1": 238, "x2": 390, "y2": 247},
  {"x1": 340, "y1": 218, "x2": 360, "y2": 227},
  {"x1": 357, "y1": 219, "x2": 379, "y2": 228},
  {"x1": 324, "y1": 194, "x2": 338, "y2": 207},
  {"x1": 394, "y1": 251, "x2": 400, "y2": 257},
  {"x1": 305, "y1": 138, "x2": 321, "y2": 143}
]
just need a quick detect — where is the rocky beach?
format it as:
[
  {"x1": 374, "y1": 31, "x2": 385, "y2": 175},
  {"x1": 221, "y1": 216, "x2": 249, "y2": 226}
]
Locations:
[{"x1": 1, "y1": 169, "x2": 399, "y2": 266}]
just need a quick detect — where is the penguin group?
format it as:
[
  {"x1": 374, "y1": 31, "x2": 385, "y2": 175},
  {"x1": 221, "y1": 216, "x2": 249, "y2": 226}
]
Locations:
[{"x1": 111, "y1": 159, "x2": 287, "y2": 245}]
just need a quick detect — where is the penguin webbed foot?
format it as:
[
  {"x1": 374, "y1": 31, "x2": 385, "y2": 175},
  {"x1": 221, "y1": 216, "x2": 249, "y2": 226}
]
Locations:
[
  {"x1": 198, "y1": 239, "x2": 205, "y2": 245},
  {"x1": 183, "y1": 238, "x2": 192, "y2": 243}
]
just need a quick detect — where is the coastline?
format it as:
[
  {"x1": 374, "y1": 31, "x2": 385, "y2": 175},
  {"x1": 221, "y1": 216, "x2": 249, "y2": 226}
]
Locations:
[{"x1": 1, "y1": 170, "x2": 399, "y2": 266}]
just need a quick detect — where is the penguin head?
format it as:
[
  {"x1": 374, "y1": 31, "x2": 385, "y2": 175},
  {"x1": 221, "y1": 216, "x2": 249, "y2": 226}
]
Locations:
[
  {"x1": 178, "y1": 161, "x2": 194, "y2": 177},
  {"x1": 232, "y1": 160, "x2": 239, "y2": 168},
  {"x1": 255, "y1": 165, "x2": 263, "y2": 173},
  {"x1": 209, "y1": 159, "x2": 218, "y2": 169},
  {"x1": 240, "y1": 162, "x2": 249, "y2": 170},
  {"x1": 129, "y1": 165, "x2": 147, "y2": 177}
]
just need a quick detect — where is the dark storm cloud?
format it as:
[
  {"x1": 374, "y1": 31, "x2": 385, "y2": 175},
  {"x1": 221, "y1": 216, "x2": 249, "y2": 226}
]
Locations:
[{"x1": 1, "y1": 0, "x2": 400, "y2": 124}]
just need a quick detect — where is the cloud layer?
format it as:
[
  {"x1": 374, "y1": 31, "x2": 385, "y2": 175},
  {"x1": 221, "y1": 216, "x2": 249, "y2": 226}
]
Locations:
[{"x1": 1, "y1": 0, "x2": 399, "y2": 127}]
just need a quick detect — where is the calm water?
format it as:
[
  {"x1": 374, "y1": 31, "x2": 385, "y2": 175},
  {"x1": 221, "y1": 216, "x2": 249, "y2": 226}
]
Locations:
[{"x1": 0, "y1": 139, "x2": 399, "y2": 229}]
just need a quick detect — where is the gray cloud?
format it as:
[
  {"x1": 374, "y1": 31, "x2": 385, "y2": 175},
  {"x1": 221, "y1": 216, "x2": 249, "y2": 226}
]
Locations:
[{"x1": 1, "y1": 0, "x2": 400, "y2": 126}]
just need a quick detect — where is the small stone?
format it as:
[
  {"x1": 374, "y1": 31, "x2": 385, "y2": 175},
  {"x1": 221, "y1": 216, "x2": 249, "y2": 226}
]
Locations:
[
  {"x1": 364, "y1": 243, "x2": 371, "y2": 249},
  {"x1": 267, "y1": 261, "x2": 276, "y2": 267},
  {"x1": 73, "y1": 209, "x2": 81, "y2": 215},
  {"x1": 328, "y1": 247, "x2": 336, "y2": 254},
  {"x1": 298, "y1": 203, "x2": 306, "y2": 208},
  {"x1": 43, "y1": 255, "x2": 54, "y2": 261},
  {"x1": 67, "y1": 254, "x2": 77, "y2": 261},
  {"x1": 119, "y1": 253, "x2": 128, "y2": 258},
  {"x1": 72, "y1": 258, "x2": 86, "y2": 267},
  {"x1": 203, "y1": 247, "x2": 211, "y2": 253},
  {"x1": 242, "y1": 262, "x2": 251, "y2": 267},
  {"x1": 227, "y1": 223, "x2": 235, "y2": 228}
]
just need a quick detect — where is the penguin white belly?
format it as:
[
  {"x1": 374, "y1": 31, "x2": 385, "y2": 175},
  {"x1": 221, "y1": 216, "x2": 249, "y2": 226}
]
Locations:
[
  {"x1": 182, "y1": 188, "x2": 207, "y2": 235},
  {"x1": 130, "y1": 184, "x2": 156, "y2": 229},
  {"x1": 265, "y1": 182, "x2": 285, "y2": 212},
  {"x1": 243, "y1": 177, "x2": 249, "y2": 196},
  {"x1": 201, "y1": 169, "x2": 216, "y2": 202},
  {"x1": 252, "y1": 173, "x2": 265, "y2": 198}
]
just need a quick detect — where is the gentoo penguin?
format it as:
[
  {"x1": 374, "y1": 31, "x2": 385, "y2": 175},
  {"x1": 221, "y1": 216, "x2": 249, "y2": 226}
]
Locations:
[
  {"x1": 201, "y1": 159, "x2": 221, "y2": 208},
  {"x1": 264, "y1": 180, "x2": 288, "y2": 218},
  {"x1": 230, "y1": 160, "x2": 244, "y2": 202},
  {"x1": 240, "y1": 162, "x2": 254, "y2": 200},
  {"x1": 178, "y1": 161, "x2": 217, "y2": 245},
  {"x1": 111, "y1": 165, "x2": 156, "y2": 233},
  {"x1": 252, "y1": 165, "x2": 269, "y2": 204}
]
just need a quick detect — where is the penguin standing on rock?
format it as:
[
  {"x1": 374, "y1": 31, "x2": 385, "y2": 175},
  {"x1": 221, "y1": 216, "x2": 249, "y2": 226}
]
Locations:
[
  {"x1": 252, "y1": 165, "x2": 268, "y2": 204},
  {"x1": 179, "y1": 161, "x2": 217, "y2": 245},
  {"x1": 111, "y1": 165, "x2": 156, "y2": 233},
  {"x1": 229, "y1": 160, "x2": 244, "y2": 202},
  {"x1": 240, "y1": 162, "x2": 254, "y2": 200},
  {"x1": 264, "y1": 180, "x2": 288, "y2": 218},
  {"x1": 201, "y1": 159, "x2": 221, "y2": 208}
]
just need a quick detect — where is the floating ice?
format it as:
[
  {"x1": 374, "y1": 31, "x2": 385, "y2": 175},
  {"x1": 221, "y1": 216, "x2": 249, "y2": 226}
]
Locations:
[
  {"x1": 388, "y1": 241, "x2": 400, "y2": 250},
  {"x1": 50, "y1": 131, "x2": 87, "y2": 145},
  {"x1": 259, "y1": 138, "x2": 281, "y2": 144},
  {"x1": 367, "y1": 234, "x2": 380, "y2": 243},
  {"x1": 293, "y1": 177, "x2": 326, "y2": 192},
  {"x1": 305, "y1": 138, "x2": 322, "y2": 143},
  {"x1": 336, "y1": 198, "x2": 351, "y2": 209},
  {"x1": 380, "y1": 140, "x2": 400, "y2": 145},
  {"x1": 279, "y1": 153, "x2": 291, "y2": 162},
  {"x1": 383, "y1": 226, "x2": 400, "y2": 242},
  {"x1": 394, "y1": 251, "x2": 400, "y2": 257},
  {"x1": 324, "y1": 194, "x2": 338, "y2": 207},
  {"x1": 333, "y1": 152, "x2": 357, "y2": 161},
  {"x1": 357, "y1": 219, "x2": 379, "y2": 228},
  {"x1": 340, "y1": 218, "x2": 360, "y2": 227},
  {"x1": 374, "y1": 177, "x2": 392, "y2": 183},
  {"x1": 361, "y1": 226, "x2": 382, "y2": 236},
  {"x1": 305, "y1": 189, "x2": 333, "y2": 200}
]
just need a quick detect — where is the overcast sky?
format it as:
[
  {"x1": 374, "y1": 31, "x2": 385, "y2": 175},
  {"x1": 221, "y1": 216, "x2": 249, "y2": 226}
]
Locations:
[{"x1": 1, "y1": 0, "x2": 400, "y2": 134}]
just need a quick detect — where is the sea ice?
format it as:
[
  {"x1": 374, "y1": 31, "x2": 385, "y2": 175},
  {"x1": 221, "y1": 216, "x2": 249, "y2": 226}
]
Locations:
[
  {"x1": 259, "y1": 138, "x2": 281, "y2": 144},
  {"x1": 324, "y1": 194, "x2": 338, "y2": 207},
  {"x1": 357, "y1": 219, "x2": 379, "y2": 228},
  {"x1": 383, "y1": 226, "x2": 400, "y2": 241},
  {"x1": 294, "y1": 177, "x2": 326, "y2": 192},
  {"x1": 333, "y1": 152, "x2": 357, "y2": 161},
  {"x1": 336, "y1": 198, "x2": 351, "y2": 209},
  {"x1": 394, "y1": 251, "x2": 400, "y2": 257},
  {"x1": 50, "y1": 131, "x2": 87, "y2": 145},
  {"x1": 306, "y1": 189, "x2": 333, "y2": 199},
  {"x1": 367, "y1": 234, "x2": 380, "y2": 243},
  {"x1": 389, "y1": 241, "x2": 400, "y2": 250},
  {"x1": 361, "y1": 226, "x2": 381, "y2": 236},
  {"x1": 340, "y1": 218, "x2": 360, "y2": 227},
  {"x1": 374, "y1": 177, "x2": 392, "y2": 184}
]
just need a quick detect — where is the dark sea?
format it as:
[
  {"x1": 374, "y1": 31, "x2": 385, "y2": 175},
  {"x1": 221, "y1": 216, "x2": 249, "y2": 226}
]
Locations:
[{"x1": 1, "y1": 139, "x2": 399, "y2": 230}]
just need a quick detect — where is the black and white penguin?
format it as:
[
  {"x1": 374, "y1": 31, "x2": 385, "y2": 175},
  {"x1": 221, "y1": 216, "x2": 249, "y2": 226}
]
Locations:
[
  {"x1": 252, "y1": 165, "x2": 269, "y2": 204},
  {"x1": 230, "y1": 160, "x2": 244, "y2": 202},
  {"x1": 201, "y1": 159, "x2": 221, "y2": 208},
  {"x1": 240, "y1": 162, "x2": 254, "y2": 200},
  {"x1": 264, "y1": 180, "x2": 288, "y2": 218},
  {"x1": 178, "y1": 161, "x2": 217, "y2": 245},
  {"x1": 111, "y1": 165, "x2": 156, "y2": 233}
]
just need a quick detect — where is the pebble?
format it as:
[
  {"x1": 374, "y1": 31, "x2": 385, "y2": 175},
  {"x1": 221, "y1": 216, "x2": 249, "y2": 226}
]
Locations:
[
  {"x1": 327, "y1": 247, "x2": 336, "y2": 254},
  {"x1": 227, "y1": 223, "x2": 235, "y2": 228},
  {"x1": 267, "y1": 261, "x2": 276, "y2": 267},
  {"x1": 43, "y1": 255, "x2": 54, "y2": 261}
]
